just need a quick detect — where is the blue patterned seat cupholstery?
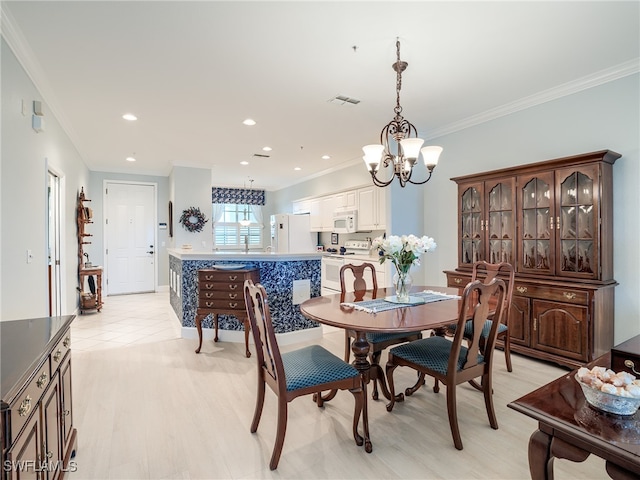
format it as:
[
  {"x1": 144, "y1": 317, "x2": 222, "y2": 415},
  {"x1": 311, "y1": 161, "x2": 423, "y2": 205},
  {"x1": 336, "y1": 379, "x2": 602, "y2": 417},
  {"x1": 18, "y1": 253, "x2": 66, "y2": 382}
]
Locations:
[
  {"x1": 385, "y1": 278, "x2": 507, "y2": 451},
  {"x1": 244, "y1": 279, "x2": 364, "y2": 470}
]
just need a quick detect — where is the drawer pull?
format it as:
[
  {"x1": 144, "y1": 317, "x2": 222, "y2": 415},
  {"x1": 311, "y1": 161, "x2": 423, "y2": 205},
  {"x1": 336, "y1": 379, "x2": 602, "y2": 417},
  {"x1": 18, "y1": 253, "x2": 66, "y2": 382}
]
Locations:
[
  {"x1": 228, "y1": 275, "x2": 238, "y2": 281},
  {"x1": 54, "y1": 350, "x2": 62, "y2": 362},
  {"x1": 228, "y1": 293, "x2": 238, "y2": 299},
  {"x1": 454, "y1": 278, "x2": 462, "y2": 284},
  {"x1": 624, "y1": 360, "x2": 639, "y2": 375},
  {"x1": 229, "y1": 284, "x2": 238, "y2": 290},
  {"x1": 63, "y1": 336, "x2": 71, "y2": 348},
  {"x1": 19, "y1": 396, "x2": 32, "y2": 416},
  {"x1": 229, "y1": 302, "x2": 238, "y2": 308},
  {"x1": 205, "y1": 283, "x2": 214, "y2": 289},
  {"x1": 37, "y1": 373, "x2": 48, "y2": 389},
  {"x1": 517, "y1": 286, "x2": 527, "y2": 294},
  {"x1": 205, "y1": 301, "x2": 214, "y2": 308},
  {"x1": 205, "y1": 275, "x2": 214, "y2": 280},
  {"x1": 205, "y1": 292, "x2": 213, "y2": 298},
  {"x1": 563, "y1": 292, "x2": 576, "y2": 300}
]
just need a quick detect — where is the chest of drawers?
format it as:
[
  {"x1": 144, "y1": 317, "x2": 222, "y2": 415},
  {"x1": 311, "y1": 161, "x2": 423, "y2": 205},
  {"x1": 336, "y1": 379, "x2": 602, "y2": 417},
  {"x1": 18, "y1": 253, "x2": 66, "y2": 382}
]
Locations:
[{"x1": 195, "y1": 267, "x2": 259, "y2": 357}]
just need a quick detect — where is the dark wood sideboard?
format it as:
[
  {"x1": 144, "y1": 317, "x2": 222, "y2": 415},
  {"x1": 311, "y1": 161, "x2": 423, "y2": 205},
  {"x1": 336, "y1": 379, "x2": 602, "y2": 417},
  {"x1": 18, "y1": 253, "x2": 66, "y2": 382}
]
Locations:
[
  {"x1": 1, "y1": 316, "x2": 77, "y2": 480},
  {"x1": 195, "y1": 267, "x2": 259, "y2": 357},
  {"x1": 445, "y1": 150, "x2": 619, "y2": 368}
]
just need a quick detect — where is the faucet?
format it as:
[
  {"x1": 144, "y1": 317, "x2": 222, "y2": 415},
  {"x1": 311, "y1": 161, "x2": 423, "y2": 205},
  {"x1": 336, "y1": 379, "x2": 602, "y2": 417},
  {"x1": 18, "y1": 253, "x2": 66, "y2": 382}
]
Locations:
[{"x1": 244, "y1": 235, "x2": 249, "y2": 253}]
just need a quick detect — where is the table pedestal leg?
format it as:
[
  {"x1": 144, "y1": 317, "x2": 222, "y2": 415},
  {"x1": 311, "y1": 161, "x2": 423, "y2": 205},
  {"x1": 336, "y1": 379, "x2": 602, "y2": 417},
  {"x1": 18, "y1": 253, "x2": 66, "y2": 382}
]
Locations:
[{"x1": 352, "y1": 331, "x2": 372, "y2": 453}]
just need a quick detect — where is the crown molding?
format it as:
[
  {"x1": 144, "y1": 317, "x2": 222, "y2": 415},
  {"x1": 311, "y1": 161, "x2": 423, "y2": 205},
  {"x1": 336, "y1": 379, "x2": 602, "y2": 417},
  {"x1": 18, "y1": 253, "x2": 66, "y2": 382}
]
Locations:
[{"x1": 426, "y1": 58, "x2": 640, "y2": 141}]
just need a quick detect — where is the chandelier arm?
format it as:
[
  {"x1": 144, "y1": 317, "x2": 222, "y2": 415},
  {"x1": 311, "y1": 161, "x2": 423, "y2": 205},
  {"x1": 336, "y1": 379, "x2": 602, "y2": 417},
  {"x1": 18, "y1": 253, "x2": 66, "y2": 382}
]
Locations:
[
  {"x1": 370, "y1": 170, "x2": 396, "y2": 188},
  {"x1": 406, "y1": 170, "x2": 435, "y2": 185}
]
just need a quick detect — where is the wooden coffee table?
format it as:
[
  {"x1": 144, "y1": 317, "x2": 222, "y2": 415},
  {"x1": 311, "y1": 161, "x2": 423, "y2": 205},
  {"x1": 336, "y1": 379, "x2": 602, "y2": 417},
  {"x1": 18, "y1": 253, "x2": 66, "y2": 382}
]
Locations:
[{"x1": 508, "y1": 353, "x2": 640, "y2": 480}]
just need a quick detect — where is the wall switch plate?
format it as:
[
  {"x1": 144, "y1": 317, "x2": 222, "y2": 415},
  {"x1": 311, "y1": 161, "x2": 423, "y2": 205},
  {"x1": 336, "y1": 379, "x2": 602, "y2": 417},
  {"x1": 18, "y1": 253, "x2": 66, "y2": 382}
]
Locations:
[{"x1": 26, "y1": 249, "x2": 33, "y2": 263}]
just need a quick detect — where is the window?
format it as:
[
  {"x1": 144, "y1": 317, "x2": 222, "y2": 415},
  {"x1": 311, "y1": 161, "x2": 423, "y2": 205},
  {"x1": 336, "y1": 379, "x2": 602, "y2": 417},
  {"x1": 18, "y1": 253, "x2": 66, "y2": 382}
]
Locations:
[{"x1": 214, "y1": 204, "x2": 263, "y2": 248}]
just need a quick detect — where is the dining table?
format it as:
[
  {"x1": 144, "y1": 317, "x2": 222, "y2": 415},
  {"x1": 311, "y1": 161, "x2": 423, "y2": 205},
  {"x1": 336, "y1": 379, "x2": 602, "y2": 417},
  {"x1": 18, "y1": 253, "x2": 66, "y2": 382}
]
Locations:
[{"x1": 300, "y1": 285, "x2": 467, "y2": 453}]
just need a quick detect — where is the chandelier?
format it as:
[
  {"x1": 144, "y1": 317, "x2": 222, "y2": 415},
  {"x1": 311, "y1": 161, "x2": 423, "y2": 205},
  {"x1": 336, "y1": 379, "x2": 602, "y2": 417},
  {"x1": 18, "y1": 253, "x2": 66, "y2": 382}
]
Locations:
[{"x1": 363, "y1": 39, "x2": 443, "y2": 188}]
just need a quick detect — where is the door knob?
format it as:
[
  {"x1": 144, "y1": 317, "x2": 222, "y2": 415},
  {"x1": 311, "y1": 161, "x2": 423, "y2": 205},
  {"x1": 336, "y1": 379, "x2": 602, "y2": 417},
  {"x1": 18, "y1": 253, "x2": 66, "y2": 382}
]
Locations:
[{"x1": 147, "y1": 251, "x2": 154, "y2": 254}]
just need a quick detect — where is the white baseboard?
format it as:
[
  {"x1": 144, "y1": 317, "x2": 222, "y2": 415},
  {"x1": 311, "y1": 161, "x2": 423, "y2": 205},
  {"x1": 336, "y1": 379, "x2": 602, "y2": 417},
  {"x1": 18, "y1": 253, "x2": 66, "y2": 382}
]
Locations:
[{"x1": 180, "y1": 325, "x2": 323, "y2": 346}]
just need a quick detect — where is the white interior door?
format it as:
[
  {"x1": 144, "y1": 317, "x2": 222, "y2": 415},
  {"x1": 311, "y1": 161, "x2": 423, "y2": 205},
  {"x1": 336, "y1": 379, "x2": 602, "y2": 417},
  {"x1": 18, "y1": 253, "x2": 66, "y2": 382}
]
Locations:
[
  {"x1": 47, "y1": 171, "x2": 62, "y2": 316},
  {"x1": 106, "y1": 183, "x2": 155, "y2": 295}
]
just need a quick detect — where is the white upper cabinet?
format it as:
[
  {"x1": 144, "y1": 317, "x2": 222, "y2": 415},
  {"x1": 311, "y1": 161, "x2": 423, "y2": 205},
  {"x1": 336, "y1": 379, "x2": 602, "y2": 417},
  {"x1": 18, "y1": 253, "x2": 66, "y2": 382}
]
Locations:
[
  {"x1": 356, "y1": 186, "x2": 386, "y2": 231},
  {"x1": 296, "y1": 188, "x2": 361, "y2": 232},
  {"x1": 292, "y1": 199, "x2": 311, "y2": 214}
]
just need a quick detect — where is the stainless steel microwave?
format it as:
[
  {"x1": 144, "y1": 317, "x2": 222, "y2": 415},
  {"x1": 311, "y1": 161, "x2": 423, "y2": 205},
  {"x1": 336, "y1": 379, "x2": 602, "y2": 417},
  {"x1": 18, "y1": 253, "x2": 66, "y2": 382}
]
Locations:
[{"x1": 333, "y1": 210, "x2": 357, "y2": 233}]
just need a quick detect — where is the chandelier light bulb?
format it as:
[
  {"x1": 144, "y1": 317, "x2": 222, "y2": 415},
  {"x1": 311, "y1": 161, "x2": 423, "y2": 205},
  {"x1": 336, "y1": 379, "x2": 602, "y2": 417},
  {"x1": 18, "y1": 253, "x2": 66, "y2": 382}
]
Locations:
[{"x1": 421, "y1": 145, "x2": 443, "y2": 169}]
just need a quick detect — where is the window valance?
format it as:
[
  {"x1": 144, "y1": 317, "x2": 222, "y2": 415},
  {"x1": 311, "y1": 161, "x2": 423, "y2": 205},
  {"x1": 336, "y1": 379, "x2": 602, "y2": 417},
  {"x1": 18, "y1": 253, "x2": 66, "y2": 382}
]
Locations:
[{"x1": 212, "y1": 187, "x2": 265, "y2": 205}]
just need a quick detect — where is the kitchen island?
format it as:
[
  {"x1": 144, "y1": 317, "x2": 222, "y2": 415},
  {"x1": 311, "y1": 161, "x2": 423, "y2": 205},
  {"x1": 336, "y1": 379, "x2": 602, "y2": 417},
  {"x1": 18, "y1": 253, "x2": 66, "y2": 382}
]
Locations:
[{"x1": 168, "y1": 249, "x2": 323, "y2": 346}]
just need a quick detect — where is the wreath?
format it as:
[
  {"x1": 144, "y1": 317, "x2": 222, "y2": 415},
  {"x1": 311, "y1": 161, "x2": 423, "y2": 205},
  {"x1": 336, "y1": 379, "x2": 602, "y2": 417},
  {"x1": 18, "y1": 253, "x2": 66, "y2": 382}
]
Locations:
[{"x1": 179, "y1": 206, "x2": 208, "y2": 233}]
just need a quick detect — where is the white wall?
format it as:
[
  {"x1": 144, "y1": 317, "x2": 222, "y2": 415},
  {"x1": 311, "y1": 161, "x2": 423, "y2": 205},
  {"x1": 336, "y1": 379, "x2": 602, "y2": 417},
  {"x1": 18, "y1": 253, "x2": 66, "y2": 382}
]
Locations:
[
  {"x1": 171, "y1": 167, "x2": 214, "y2": 250},
  {"x1": 1, "y1": 38, "x2": 89, "y2": 319}
]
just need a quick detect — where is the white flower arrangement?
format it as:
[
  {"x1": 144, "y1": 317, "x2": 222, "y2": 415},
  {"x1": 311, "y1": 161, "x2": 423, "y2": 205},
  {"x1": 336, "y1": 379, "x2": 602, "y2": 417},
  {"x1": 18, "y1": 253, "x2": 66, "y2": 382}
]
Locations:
[{"x1": 372, "y1": 234, "x2": 437, "y2": 274}]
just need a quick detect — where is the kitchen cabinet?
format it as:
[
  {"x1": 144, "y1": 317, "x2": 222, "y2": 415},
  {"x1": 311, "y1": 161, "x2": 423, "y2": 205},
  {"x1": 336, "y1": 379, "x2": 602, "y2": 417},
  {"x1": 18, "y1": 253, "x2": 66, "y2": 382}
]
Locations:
[
  {"x1": 356, "y1": 186, "x2": 386, "y2": 231},
  {"x1": 309, "y1": 198, "x2": 322, "y2": 231},
  {"x1": 292, "y1": 199, "x2": 311, "y2": 214},
  {"x1": 334, "y1": 190, "x2": 357, "y2": 210},
  {"x1": 445, "y1": 150, "x2": 619, "y2": 369},
  {"x1": 321, "y1": 195, "x2": 336, "y2": 232}
]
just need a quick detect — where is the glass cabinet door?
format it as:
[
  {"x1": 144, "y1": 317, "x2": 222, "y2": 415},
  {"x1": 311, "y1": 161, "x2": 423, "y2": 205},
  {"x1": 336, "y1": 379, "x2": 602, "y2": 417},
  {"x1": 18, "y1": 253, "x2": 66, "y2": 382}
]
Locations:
[
  {"x1": 556, "y1": 166, "x2": 600, "y2": 279},
  {"x1": 459, "y1": 183, "x2": 483, "y2": 266},
  {"x1": 487, "y1": 178, "x2": 515, "y2": 264},
  {"x1": 518, "y1": 172, "x2": 554, "y2": 274}
]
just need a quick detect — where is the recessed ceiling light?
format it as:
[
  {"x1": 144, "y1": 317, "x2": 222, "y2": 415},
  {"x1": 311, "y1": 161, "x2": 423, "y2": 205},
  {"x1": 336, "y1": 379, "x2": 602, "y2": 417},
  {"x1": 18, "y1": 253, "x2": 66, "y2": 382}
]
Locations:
[
  {"x1": 242, "y1": 119, "x2": 256, "y2": 126},
  {"x1": 262, "y1": 146, "x2": 272, "y2": 152},
  {"x1": 294, "y1": 167, "x2": 302, "y2": 171},
  {"x1": 126, "y1": 156, "x2": 136, "y2": 162},
  {"x1": 122, "y1": 113, "x2": 137, "y2": 121},
  {"x1": 240, "y1": 161, "x2": 249, "y2": 165},
  {"x1": 322, "y1": 155, "x2": 330, "y2": 160}
]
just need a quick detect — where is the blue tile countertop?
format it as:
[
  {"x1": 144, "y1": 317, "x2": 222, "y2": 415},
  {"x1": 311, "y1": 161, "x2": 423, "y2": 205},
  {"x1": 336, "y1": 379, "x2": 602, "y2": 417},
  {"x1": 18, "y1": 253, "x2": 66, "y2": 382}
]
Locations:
[{"x1": 168, "y1": 250, "x2": 322, "y2": 334}]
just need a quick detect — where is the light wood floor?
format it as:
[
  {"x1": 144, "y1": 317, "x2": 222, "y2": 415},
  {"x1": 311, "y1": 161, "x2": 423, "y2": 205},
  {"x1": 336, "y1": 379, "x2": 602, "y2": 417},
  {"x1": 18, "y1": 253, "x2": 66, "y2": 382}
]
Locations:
[{"x1": 69, "y1": 291, "x2": 607, "y2": 479}]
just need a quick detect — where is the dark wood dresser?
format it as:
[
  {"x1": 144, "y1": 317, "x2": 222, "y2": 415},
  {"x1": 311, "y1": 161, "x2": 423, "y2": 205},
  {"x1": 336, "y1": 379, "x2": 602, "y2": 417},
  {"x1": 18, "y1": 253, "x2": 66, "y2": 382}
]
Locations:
[
  {"x1": 1, "y1": 315, "x2": 77, "y2": 479},
  {"x1": 195, "y1": 267, "x2": 259, "y2": 357}
]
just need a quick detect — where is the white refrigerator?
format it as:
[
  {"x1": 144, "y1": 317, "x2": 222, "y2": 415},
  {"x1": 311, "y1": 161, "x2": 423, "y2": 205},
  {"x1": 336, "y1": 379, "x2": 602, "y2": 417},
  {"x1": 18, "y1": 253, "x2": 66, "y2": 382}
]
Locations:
[{"x1": 270, "y1": 213, "x2": 317, "y2": 253}]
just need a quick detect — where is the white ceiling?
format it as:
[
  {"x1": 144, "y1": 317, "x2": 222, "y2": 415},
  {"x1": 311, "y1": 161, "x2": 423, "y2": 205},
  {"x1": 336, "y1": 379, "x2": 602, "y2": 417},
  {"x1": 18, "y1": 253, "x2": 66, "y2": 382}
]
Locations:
[{"x1": 3, "y1": 1, "x2": 639, "y2": 191}]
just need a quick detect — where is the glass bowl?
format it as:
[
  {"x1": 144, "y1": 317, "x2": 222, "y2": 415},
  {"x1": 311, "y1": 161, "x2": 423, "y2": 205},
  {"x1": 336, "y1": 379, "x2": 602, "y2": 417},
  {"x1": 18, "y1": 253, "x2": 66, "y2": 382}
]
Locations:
[{"x1": 575, "y1": 374, "x2": 640, "y2": 416}]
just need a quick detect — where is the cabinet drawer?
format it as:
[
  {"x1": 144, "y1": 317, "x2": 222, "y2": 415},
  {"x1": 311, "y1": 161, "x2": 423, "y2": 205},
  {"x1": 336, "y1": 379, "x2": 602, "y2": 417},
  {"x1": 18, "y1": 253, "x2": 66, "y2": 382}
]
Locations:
[
  {"x1": 199, "y1": 290, "x2": 243, "y2": 301},
  {"x1": 50, "y1": 330, "x2": 71, "y2": 376},
  {"x1": 198, "y1": 281, "x2": 244, "y2": 292},
  {"x1": 198, "y1": 271, "x2": 245, "y2": 282},
  {"x1": 447, "y1": 274, "x2": 470, "y2": 288},
  {"x1": 9, "y1": 360, "x2": 50, "y2": 444},
  {"x1": 513, "y1": 284, "x2": 588, "y2": 304},
  {"x1": 198, "y1": 299, "x2": 246, "y2": 311}
]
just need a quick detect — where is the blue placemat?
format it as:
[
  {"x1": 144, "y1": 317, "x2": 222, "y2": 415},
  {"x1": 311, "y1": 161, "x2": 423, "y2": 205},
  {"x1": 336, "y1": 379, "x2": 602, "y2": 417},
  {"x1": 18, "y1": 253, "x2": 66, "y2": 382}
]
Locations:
[{"x1": 341, "y1": 290, "x2": 460, "y2": 314}]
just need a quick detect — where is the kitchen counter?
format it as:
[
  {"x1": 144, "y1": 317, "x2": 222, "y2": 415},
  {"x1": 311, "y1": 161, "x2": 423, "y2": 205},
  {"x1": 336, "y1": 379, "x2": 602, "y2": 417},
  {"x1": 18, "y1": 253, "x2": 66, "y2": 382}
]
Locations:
[
  {"x1": 168, "y1": 248, "x2": 324, "y2": 261},
  {"x1": 168, "y1": 250, "x2": 322, "y2": 341}
]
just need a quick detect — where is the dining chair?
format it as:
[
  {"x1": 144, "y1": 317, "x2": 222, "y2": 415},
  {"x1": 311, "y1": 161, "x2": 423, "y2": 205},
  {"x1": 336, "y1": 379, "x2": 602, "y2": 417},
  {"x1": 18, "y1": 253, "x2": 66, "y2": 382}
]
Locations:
[
  {"x1": 450, "y1": 261, "x2": 515, "y2": 373},
  {"x1": 244, "y1": 279, "x2": 364, "y2": 470},
  {"x1": 385, "y1": 278, "x2": 507, "y2": 450},
  {"x1": 341, "y1": 262, "x2": 422, "y2": 400}
]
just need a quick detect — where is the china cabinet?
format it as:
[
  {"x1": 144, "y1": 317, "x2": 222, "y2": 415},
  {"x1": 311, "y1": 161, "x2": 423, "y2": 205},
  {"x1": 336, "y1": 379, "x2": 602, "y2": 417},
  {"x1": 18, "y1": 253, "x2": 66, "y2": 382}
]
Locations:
[
  {"x1": 445, "y1": 150, "x2": 619, "y2": 368},
  {"x1": 76, "y1": 188, "x2": 103, "y2": 313}
]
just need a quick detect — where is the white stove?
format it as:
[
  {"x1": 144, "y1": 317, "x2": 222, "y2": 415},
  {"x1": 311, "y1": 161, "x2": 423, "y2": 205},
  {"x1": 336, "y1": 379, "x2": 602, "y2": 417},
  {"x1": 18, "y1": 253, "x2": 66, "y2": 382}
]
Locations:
[
  {"x1": 324, "y1": 240, "x2": 372, "y2": 256},
  {"x1": 321, "y1": 240, "x2": 375, "y2": 295}
]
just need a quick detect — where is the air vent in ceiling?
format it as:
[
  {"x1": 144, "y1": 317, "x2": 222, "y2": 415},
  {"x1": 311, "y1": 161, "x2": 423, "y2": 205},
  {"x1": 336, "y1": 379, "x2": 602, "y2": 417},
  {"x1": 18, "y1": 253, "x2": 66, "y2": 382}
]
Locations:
[
  {"x1": 328, "y1": 95, "x2": 360, "y2": 106},
  {"x1": 253, "y1": 153, "x2": 270, "y2": 158}
]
